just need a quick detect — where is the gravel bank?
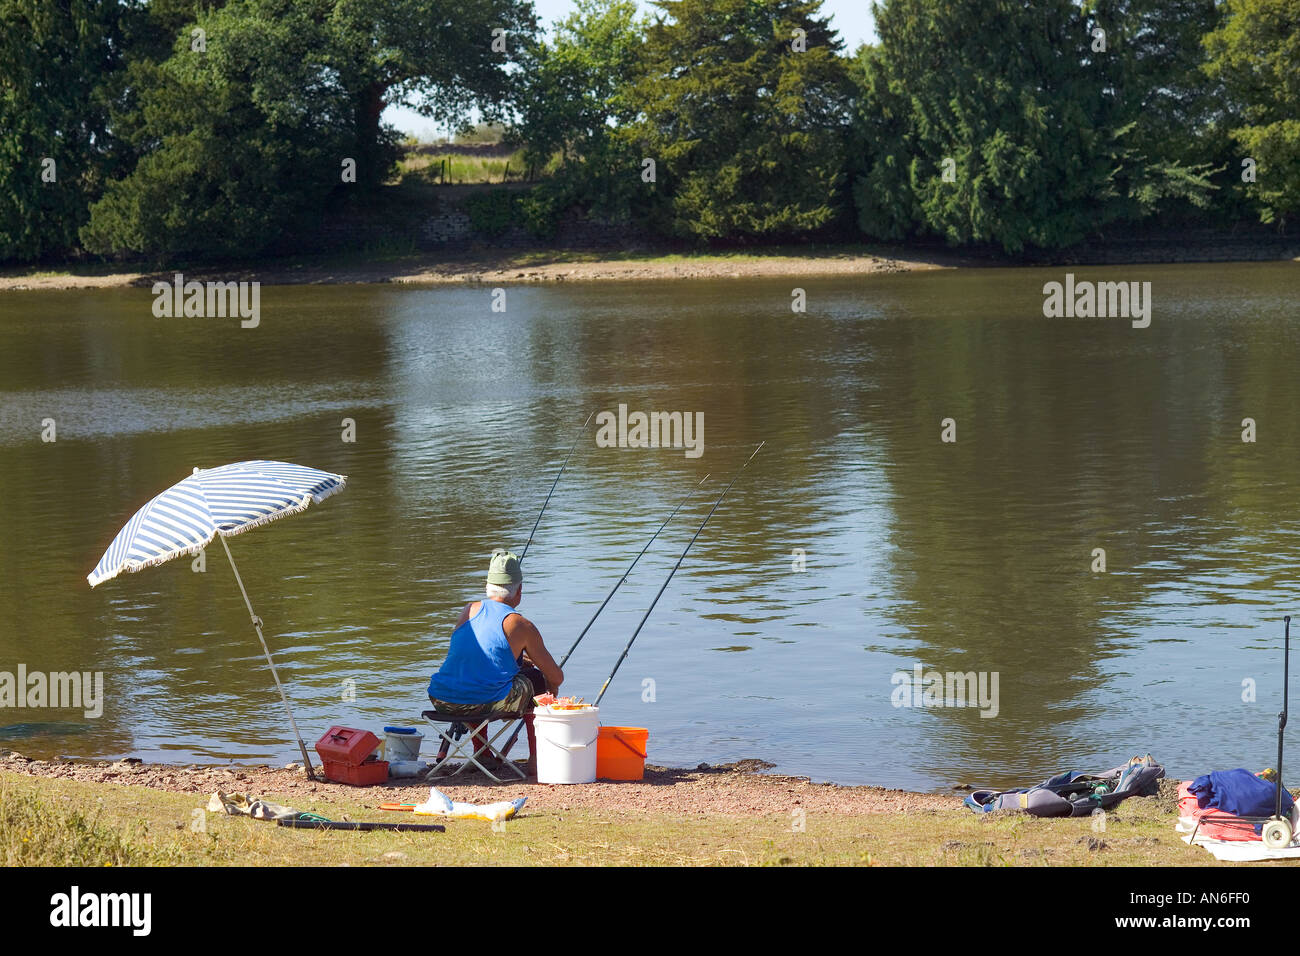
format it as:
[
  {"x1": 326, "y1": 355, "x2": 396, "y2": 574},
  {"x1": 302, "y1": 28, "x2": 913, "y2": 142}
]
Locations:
[{"x1": 0, "y1": 750, "x2": 958, "y2": 816}]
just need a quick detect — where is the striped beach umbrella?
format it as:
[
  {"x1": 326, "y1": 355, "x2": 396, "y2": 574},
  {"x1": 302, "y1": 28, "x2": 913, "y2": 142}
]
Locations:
[{"x1": 88, "y1": 460, "x2": 347, "y2": 777}]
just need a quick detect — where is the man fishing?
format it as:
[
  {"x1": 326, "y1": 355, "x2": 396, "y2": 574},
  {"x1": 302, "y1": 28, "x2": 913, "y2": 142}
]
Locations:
[{"x1": 427, "y1": 549, "x2": 564, "y2": 775}]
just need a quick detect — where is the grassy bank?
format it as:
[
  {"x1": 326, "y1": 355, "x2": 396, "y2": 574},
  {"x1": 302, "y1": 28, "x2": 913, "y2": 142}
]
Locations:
[{"x1": 0, "y1": 769, "x2": 1265, "y2": 867}]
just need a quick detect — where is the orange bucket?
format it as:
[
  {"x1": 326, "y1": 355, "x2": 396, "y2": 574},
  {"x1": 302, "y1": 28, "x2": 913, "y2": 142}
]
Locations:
[{"x1": 596, "y1": 727, "x2": 648, "y2": 781}]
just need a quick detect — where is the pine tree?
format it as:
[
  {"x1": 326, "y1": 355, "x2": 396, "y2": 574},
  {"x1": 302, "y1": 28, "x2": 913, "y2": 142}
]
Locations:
[{"x1": 617, "y1": 0, "x2": 855, "y2": 241}]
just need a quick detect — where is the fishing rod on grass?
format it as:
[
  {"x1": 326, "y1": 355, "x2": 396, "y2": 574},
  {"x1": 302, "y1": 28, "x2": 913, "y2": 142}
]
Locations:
[
  {"x1": 499, "y1": 471, "x2": 711, "y2": 756},
  {"x1": 593, "y1": 441, "x2": 764, "y2": 706}
]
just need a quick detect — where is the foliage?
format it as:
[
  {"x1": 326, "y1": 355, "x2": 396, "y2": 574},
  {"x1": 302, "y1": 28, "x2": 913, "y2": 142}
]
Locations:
[
  {"x1": 464, "y1": 186, "x2": 563, "y2": 239},
  {"x1": 329, "y1": 0, "x2": 536, "y2": 179},
  {"x1": 851, "y1": 0, "x2": 1116, "y2": 252},
  {"x1": 455, "y1": 122, "x2": 509, "y2": 145},
  {"x1": 512, "y1": 0, "x2": 646, "y2": 220},
  {"x1": 0, "y1": 0, "x2": 126, "y2": 261},
  {"x1": 516, "y1": 185, "x2": 563, "y2": 239},
  {"x1": 1086, "y1": 0, "x2": 1222, "y2": 223},
  {"x1": 1, "y1": 0, "x2": 1293, "y2": 263},
  {"x1": 82, "y1": 0, "x2": 353, "y2": 258},
  {"x1": 849, "y1": 0, "x2": 1225, "y2": 252},
  {"x1": 80, "y1": 0, "x2": 537, "y2": 259},
  {"x1": 1203, "y1": 0, "x2": 1300, "y2": 225},
  {"x1": 464, "y1": 189, "x2": 516, "y2": 237},
  {"x1": 612, "y1": 0, "x2": 855, "y2": 241}
]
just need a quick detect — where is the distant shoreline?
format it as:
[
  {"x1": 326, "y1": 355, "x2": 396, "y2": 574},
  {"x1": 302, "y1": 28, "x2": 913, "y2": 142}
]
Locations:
[
  {"x1": 1, "y1": 241, "x2": 1294, "y2": 293},
  {"x1": 0, "y1": 246, "x2": 955, "y2": 292}
]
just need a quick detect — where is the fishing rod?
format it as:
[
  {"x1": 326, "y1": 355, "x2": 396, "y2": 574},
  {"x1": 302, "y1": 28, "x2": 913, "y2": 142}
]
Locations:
[
  {"x1": 520, "y1": 410, "x2": 594, "y2": 562},
  {"x1": 507, "y1": 409, "x2": 591, "y2": 672},
  {"x1": 499, "y1": 471, "x2": 711, "y2": 757},
  {"x1": 560, "y1": 472, "x2": 711, "y2": 668},
  {"x1": 593, "y1": 441, "x2": 764, "y2": 706},
  {"x1": 448, "y1": 411, "x2": 592, "y2": 766}
]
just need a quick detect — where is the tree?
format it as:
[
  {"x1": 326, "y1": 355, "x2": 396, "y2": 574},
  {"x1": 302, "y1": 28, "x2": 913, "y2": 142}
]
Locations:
[
  {"x1": 1204, "y1": 0, "x2": 1300, "y2": 226},
  {"x1": 1086, "y1": 0, "x2": 1222, "y2": 224},
  {"x1": 0, "y1": 0, "x2": 125, "y2": 262},
  {"x1": 81, "y1": 0, "x2": 538, "y2": 258},
  {"x1": 616, "y1": 0, "x2": 855, "y2": 241},
  {"x1": 846, "y1": 41, "x2": 921, "y2": 242},
  {"x1": 513, "y1": 0, "x2": 646, "y2": 215},
  {"x1": 82, "y1": 0, "x2": 354, "y2": 258},
  {"x1": 852, "y1": 0, "x2": 1126, "y2": 252},
  {"x1": 515, "y1": 0, "x2": 645, "y2": 167},
  {"x1": 327, "y1": 0, "x2": 538, "y2": 187},
  {"x1": 850, "y1": 0, "x2": 1218, "y2": 252}
]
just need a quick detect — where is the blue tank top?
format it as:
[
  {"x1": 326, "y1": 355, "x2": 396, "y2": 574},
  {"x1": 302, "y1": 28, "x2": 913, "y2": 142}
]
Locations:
[{"x1": 427, "y1": 599, "x2": 520, "y2": 705}]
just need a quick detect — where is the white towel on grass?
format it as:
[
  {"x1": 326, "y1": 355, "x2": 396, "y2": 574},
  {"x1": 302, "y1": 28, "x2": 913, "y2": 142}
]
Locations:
[{"x1": 1180, "y1": 834, "x2": 1300, "y2": 862}]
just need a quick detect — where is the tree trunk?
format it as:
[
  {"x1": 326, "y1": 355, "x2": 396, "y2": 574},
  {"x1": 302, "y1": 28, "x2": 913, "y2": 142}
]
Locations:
[{"x1": 353, "y1": 80, "x2": 390, "y2": 189}]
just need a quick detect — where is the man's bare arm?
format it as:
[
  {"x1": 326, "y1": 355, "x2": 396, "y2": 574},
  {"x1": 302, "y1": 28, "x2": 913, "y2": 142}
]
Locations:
[{"x1": 504, "y1": 615, "x2": 563, "y2": 693}]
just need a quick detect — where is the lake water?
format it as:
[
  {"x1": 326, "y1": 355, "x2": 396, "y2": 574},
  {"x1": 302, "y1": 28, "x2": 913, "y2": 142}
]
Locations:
[{"x1": 1, "y1": 261, "x2": 1298, "y2": 792}]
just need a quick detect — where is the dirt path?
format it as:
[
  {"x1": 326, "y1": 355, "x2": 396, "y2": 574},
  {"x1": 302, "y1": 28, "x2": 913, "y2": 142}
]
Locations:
[{"x1": 1, "y1": 751, "x2": 957, "y2": 816}]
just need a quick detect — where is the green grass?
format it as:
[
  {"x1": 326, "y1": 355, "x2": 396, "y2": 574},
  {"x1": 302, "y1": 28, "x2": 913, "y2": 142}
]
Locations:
[
  {"x1": 2, "y1": 770, "x2": 1283, "y2": 867},
  {"x1": 394, "y1": 149, "x2": 530, "y2": 186},
  {"x1": 0, "y1": 260, "x2": 143, "y2": 280},
  {"x1": 0, "y1": 777, "x2": 187, "y2": 866}
]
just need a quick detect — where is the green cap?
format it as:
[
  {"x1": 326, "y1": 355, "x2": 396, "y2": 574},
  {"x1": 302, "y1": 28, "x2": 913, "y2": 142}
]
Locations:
[{"x1": 487, "y1": 549, "x2": 523, "y2": 586}]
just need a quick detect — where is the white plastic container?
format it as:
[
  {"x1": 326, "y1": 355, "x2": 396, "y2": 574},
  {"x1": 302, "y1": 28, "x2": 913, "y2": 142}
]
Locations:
[
  {"x1": 533, "y1": 705, "x2": 600, "y2": 784},
  {"x1": 388, "y1": 759, "x2": 427, "y2": 778},
  {"x1": 385, "y1": 730, "x2": 423, "y2": 762}
]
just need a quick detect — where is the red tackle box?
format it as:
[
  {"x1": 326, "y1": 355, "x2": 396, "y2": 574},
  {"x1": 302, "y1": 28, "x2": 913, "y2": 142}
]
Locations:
[
  {"x1": 320, "y1": 758, "x2": 389, "y2": 786},
  {"x1": 315, "y1": 726, "x2": 389, "y2": 785}
]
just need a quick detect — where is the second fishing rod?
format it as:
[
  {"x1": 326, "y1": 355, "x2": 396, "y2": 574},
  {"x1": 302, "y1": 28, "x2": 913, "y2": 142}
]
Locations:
[
  {"x1": 593, "y1": 441, "x2": 764, "y2": 706},
  {"x1": 499, "y1": 471, "x2": 712, "y2": 757}
]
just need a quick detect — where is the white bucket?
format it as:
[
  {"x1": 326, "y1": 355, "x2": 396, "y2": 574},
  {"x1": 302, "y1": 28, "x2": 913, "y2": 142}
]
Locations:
[
  {"x1": 533, "y1": 706, "x2": 600, "y2": 785},
  {"x1": 385, "y1": 730, "x2": 423, "y2": 762}
]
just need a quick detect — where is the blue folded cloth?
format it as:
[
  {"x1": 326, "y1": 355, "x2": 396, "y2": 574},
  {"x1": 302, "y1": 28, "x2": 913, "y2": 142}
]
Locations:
[{"x1": 1189, "y1": 769, "x2": 1294, "y2": 818}]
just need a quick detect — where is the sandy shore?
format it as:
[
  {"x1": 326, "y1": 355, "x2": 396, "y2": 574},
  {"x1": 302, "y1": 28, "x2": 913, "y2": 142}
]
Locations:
[
  {"x1": 0, "y1": 247, "x2": 956, "y2": 292},
  {"x1": 0, "y1": 750, "x2": 955, "y2": 816}
]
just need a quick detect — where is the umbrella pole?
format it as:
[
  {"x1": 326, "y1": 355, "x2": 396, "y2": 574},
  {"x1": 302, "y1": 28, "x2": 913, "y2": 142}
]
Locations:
[{"x1": 219, "y1": 535, "x2": 318, "y2": 780}]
